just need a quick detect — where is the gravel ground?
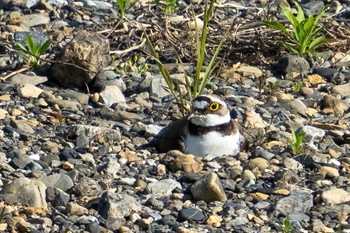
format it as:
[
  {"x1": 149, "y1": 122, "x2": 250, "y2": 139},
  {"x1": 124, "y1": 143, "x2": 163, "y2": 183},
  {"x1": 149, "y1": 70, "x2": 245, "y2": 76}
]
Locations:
[{"x1": 1, "y1": 0, "x2": 350, "y2": 232}]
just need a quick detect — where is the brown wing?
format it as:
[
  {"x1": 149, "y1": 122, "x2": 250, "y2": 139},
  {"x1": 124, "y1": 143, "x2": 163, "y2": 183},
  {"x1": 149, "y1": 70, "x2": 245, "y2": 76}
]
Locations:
[{"x1": 159, "y1": 116, "x2": 189, "y2": 153}]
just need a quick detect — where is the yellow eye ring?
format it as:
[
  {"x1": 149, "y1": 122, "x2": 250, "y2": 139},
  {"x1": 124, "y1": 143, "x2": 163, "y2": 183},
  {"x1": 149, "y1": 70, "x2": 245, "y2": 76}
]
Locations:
[{"x1": 209, "y1": 102, "x2": 220, "y2": 111}]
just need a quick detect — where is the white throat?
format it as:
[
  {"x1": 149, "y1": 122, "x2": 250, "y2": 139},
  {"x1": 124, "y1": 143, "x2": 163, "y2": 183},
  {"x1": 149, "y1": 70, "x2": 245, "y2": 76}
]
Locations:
[{"x1": 190, "y1": 111, "x2": 231, "y2": 127}]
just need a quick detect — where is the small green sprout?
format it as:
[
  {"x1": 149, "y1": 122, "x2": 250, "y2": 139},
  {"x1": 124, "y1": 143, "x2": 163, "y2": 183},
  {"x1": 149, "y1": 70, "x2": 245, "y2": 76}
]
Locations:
[
  {"x1": 268, "y1": 80, "x2": 279, "y2": 95},
  {"x1": 292, "y1": 81, "x2": 303, "y2": 93},
  {"x1": 115, "y1": 0, "x2": 130, "y2": 17},
  {"x1": 282, "y1": 217, "x2": 292, "y2": 233},
  {"x1": 116, "y1": 55, "x2": 149, "y2": 74},
  {"x1": 16, "y1": 34, "x2": 51, "y2": 68},
  {"x1": 153, "y1": 0, "x2": 177, "y2": 14},
  {"x1": 264, "y1": 2, "x2": 330, "y2": 55},
  {"x1": 291, "y1": 128, "x2": 306, "y2": 155}
]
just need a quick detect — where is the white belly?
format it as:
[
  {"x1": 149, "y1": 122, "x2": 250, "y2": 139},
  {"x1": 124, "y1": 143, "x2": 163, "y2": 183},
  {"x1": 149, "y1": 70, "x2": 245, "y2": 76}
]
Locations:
[{"x1": 184, "y1": 131, "x2": 242, "y2": 157}]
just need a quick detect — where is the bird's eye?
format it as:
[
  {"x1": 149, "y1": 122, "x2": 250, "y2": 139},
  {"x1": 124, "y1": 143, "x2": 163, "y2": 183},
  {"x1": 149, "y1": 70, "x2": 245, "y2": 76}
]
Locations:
[{"x1": 209, "y1": 102, "x2": 219, "y2": 111}]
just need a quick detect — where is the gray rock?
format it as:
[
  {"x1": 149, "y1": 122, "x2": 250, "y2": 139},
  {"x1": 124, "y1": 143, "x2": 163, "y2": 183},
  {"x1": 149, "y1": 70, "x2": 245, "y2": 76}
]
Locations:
[
  {"x1": 10, "y1": 74, "x2": 48, "y2": 86},
  {"x1": 314, "y1": 67, "x2": 338, "y2": 80},
  {"x1": 14, "y1": 31, "x2": 49, "y2": 50},
  {"x1": 150, "y1": 76, "x2": 170, "y2": 98},
  {"x1": 287, "y1": 212, "x2": 310, "y2": 222},
  {"x1": 274, "y1": 191, "x2": 313, "y2": 216},
  {"x1": 178, "y1": 208, "x2": 205, "y2": 222},
  {"x1": 75, "y1": 177, "x2": 102, "y2": 197},
  {"x1": 104, "y1": 158, "x2": 121, "y2": 179},
  {"x1": 11, "y1": 152, "x2": 33, "y2": 169},
  {"x1": 0, "y1": 177, "x2": 47, "y2": 208},
  {"x1": 99, "y1": 85, "x2": 125, "y2": 107},
  {"x1": 46, "y1": 187, "x2": 70, "y2": 207},
  {"x1": 98, "y1": 192, "x2": 139, "y2": 219},
  {"x1": 300, "y1": 1, "x2": 324, "y2": 16},
  {"x1": 40, "y1": 173, "x2": 74, "y2": 192},
  {"x1": 287, "y1": 99, "x2": 308, "y2": 116},
  {"x1": 147, "y1": 179, "x2": 182, "y2": 197},
  {"x1": 283, "y1": 157, "x2": 303, "y2": 171},
  {"x1": 10, "y1": 119, "x2": 35, "y2": 134},
  {"x1": 276, "y1": 55, "x2": 310, "y2": 75},
  {"x1": 23, "y1": 13, "x2": 50, "y2": 28},
  {"x1": 190, "y1": 173, "x2": 227, "y2": 203},
  {"x1": 52, "y1": 31, "x2": 110, "y2": 87},
  {"x1": 57, "y1": 90, "x2": 90, "y2": 105},
  {"x1": 74, "y1": 124, "x2": 121, "y2": 147},
  {"x1": 47, "y1": 99, "x2": 82, "y2": 112}
]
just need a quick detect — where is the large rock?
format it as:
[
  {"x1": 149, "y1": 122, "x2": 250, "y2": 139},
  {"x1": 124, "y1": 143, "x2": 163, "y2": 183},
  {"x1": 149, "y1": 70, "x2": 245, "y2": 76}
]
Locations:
[
  {"x1": 0, "y1": 177, "x2": 47, "y2": 208},
  {"x1": 51, "y1": 31, "x2": 110, "y2": 87},
  {"x1": 332, "y1": 83, "x2": 350, "y2": 98},
  {"x1": 98, "y1": 192, "x2": 139, "y2": 219},
  {"x1": 73, "y1": 124, "x2": 121, "y2": 148},
  {"x1": 274, "y1": 191, "x2": 313, "y2": 216},
  {"x1": 321, "y1": 188, "x2": 350, "y2": 205},
  {"x1": 276, "y1": 55, "x2": 310, "y2": 75},
  {"x1": 40, "y1": 174, "x2": 74, "y2": 192},
  {"x1": 190, "y1": 173, "x2": 227, "y2": 203}
]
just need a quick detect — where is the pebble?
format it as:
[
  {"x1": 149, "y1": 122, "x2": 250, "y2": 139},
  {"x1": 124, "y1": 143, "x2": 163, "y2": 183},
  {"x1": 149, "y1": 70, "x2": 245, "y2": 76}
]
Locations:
[
  {"x1": 190, "y1": 173, "x2": 227, "y2": 203},
  {"x1": 321, "y1": 188, "x2": 350, "y2": 205},
  {"x1": 248, "y1": 158, "x2": 269, "y2": 170},
  {"x1": 319, "y1": 166, "x2": 339, "y2": 178},
  {"x1": 146, "y1": 179, "x2": 182, "y2": 197}
]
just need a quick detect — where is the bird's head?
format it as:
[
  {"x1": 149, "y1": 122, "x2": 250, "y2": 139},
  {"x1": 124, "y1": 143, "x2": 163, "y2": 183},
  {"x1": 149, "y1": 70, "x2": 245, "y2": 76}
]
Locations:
[{"x1": 190, "y1": 94, "x2": 231, "y2": 127}]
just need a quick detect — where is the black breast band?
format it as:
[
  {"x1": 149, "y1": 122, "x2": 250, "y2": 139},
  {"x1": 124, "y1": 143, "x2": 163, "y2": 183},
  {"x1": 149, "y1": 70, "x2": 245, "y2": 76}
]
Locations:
[{"x1": 188, "y1": 121, "x2": 233, "y2": 136}]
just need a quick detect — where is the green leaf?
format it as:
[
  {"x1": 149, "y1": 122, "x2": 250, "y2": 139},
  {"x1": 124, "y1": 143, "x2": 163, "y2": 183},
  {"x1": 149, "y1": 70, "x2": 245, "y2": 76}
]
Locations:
[
  {"x1": 281, "y1": 42, "x2": 299, "y2": 54},
  {"x1": 26, "y1": 34, "x2": 35, "y2": 53},
  {"x1": 282, "y1": 6, "x2": 298, "y2": 28},
  {"x1": 16, "y1": 42, "x2": 28, "y2": 52},
  {"x1": 294, "y1": 2, "x2": 305, "y2": 23},
  {"x1": 263, "y1": 21, "x2": 290, "y2": 35},
  {"x1": 308, "y1": 36, "x2": 330, "y2": 52},
  {"x1": 303, "y1": 16, "x2": 315, "y2": 34},
  {"x1": 38, "y1": 39, "x2": 51, "y2": 55}
]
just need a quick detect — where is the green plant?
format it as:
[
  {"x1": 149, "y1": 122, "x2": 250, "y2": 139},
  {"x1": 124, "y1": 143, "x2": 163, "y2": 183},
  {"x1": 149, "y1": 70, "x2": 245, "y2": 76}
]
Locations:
[
  {"x1": 268, "y1": 80, "x2": 279, "y2": 94},
  {"x1": 292, "y1": 80, "x2": 303, "y2": 93},
  {"x1": 116, "y1": 55, "x2": 149, "y2": 74},
  {"x1": 291, "y1": 128, "x2": 306, "y2": 155},
  {"x1": 16, "y1": 34, "x2": 51, "y2": 68},
  {"x1": 115, "y1": 0, "x2": 130, "y2": 17},
  {"x1": 153, "y1": 0, "x2": 176, "y2": 14},
  {"x1": 145, "y1": 0, "x2": 225, "y2": 114},
  {"x1": 282, "y1": 217, "x2": 292, "y2": 233},
  {"x1": 264, "y1": 2, "x2": 330, "y2": 55}
]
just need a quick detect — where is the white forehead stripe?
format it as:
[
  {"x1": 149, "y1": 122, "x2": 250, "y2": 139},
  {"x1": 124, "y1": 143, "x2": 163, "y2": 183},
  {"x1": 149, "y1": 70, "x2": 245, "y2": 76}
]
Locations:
[
  {"x1": 209, "y1": 96, "x2": 227, "y2": 107},
  {"x1": 193, "y1": 100, "x2": 209, "y2": 109}
]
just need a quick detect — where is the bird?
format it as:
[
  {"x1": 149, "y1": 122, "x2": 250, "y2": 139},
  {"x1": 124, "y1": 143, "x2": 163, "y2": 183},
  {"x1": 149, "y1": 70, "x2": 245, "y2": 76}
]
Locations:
[{"x1": 159, "y1": 94, "x2": 245, "y2": 157}]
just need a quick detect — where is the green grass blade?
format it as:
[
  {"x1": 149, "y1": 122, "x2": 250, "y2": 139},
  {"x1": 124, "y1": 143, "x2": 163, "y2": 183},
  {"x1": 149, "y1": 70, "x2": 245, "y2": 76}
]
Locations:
[
  {"x1": 263, "y1": 21, "x2": 290, "y2": 35},
  {"x1": 26, "y1": 34, "x2": 35, "y2": 53},
  {"x1": 198, "y1": 34, "x2": 225, "y2": 95}
]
